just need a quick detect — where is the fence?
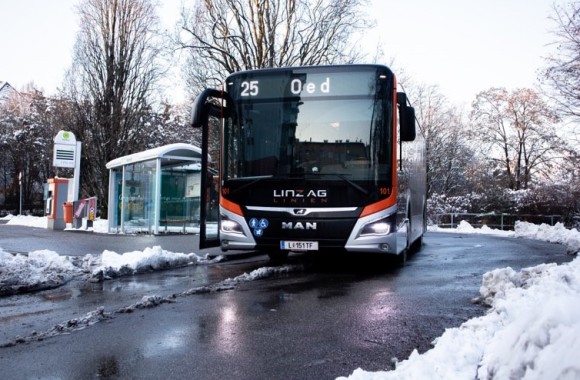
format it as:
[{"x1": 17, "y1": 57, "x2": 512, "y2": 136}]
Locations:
[{"x1": 431, "y1": 213, "x2": 564, "y2": 231}]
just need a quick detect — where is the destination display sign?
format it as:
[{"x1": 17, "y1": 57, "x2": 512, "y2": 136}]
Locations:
[{"x1": 227, "y1": 67, "x2": 391, "y2": 100}]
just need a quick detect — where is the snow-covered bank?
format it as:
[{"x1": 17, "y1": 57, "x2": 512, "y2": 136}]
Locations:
[
  {"x1": 0, "y1": 246, "x2": 221, "y2": 296},
  {"x1": 340, "y1": 222, "x2": 580, "y2": 380},
  {"x1": 4, "y1": 214, "x2": 109, "y2": 233},
  {"x1": 514, "y1": 221, "x2": 580, "y2": 255},
  {"x1": 91, "y1": 246, "x2": 223, "y2": 281},
  {"x1": 430, "y1": 220, "x2": 580, "y2": 255},
  {"x1": 0, "y1": 249, "x2": 80, "y2": 294}
]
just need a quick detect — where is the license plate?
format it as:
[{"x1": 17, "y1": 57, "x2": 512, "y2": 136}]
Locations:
[{"x1": 280, "y1": 241, "x2": 319, "y2": 251}]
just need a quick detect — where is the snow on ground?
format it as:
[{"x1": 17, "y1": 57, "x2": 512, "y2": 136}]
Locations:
[
  {"x1": 2, "y1": 213, "x2": 48, "y2": 229},
  {"x1": 430, "y1": 220, "x2": 580, "y2": 254},
  {"x1": 340, "y1": 222, "x2": 580, "y2": 380},
  {"x1": 2, "y1": 214, "x2": 580, "y2": 378},
  {"x1": 0, "y1": 249, "x2": 79, "y2": 294},
  {"x1": 91, "y1": 246, "x2": 224, "y2": 281}
]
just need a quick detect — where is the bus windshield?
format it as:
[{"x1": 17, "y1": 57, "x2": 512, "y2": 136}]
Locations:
[{"x1": 223, "y1": 66, "x2": 393, "y2": 186}]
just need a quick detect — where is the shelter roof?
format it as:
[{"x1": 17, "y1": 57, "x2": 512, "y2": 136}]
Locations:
[{"x1": 106, "y1": 143, "x2": 202, "y2": 169}]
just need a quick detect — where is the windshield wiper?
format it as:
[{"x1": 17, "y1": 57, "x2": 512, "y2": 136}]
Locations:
[
  {"x1": 228, "y1": 173, "x2": 369, "y2": 196},
  {"x1": 310, "y1": 173, "x2": 369, "y2": 195},
  {"x1": 228, "y1": 175, "x2": 273, "y2": 194}
]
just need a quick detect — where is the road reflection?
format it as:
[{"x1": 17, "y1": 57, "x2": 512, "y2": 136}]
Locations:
[{"x1": 142, "y1": 326, "x2": 190, "y2": 358}]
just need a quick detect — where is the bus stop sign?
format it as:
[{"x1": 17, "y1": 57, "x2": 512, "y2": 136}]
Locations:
[{"x1": 53, "y1": 131, "x2": 77, "y2": 168}]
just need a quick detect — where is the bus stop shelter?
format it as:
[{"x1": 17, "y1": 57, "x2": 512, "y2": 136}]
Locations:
[{"x1": 106, "y1": 143, "x2": 203, "y2": 234}]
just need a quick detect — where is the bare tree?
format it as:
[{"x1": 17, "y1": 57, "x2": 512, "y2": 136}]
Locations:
[
  {"x1": 542, "y1": 2, "x2": 580, "y2": 127},
  {"x1": 408, "y1": 84, "x2": 473, "y2": 198},
  {"x1": 177, "y1": 0, "x2": 372, "y2": 92},
  {"x1": 63, "y1": 0, "x2": 165, "y2": 216},
  {"x1": 0, "y1": 87, "x2": 55, "y2": 212},
  {"x1": 470, "y1": 88, "x2": 561, "y2": 190}
]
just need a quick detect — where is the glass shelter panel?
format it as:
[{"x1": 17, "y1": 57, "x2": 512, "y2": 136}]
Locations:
[
  {"x1": 159, "y1": 163, "x2": 201, "y2": 233},
  {"x1": 121, "y1": 160, "x2": 157, "y2": 233},
  {"x1": 111, "y1": 167, "x2": 123, "y2": 229}
]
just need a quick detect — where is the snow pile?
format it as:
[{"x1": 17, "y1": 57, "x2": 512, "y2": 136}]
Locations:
[
  {"x1": 515, "y1": 221, "x2": 580, "y2": 255},
  {"x1": 474, "y1": 262, "x2": 580, "y2": 378},
  {"x1": 429, "y1": 220, "x2": 514, "y2": 237},
  {"x1": 5, "y1": 214, "x2": 110, "y2": 233},
  {"x1": 0, "y1": 249, "x2": 80, "y2": 296},
  {"x1": 217, "y1": 264, "x2": 301, "y2": 290},
  {"x1": 91, "y1": 246, "x2": 222, "y2": 281},
  {"x1": 339, "y1": 243, "x2": 580, "y2": 380},
  {"x1": 430, "y1": 220, "x2": 579, "y2": 254},
  {"x1": 117, "y1": 295, "x2": 177, "y2": 313},
  {"x1": 0, "y1": 245, "x2": 222, "y2": 294},
  {"x1": 5, "y1": 214, "x2": 48, "y2": 229}
]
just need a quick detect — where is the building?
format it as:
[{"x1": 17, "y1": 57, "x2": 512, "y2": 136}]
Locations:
[{"x1": 0, "y1": 82, "x2": 22, "y2": 112}]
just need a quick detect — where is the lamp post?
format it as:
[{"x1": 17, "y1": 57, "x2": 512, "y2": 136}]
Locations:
[{"x1": 19, "y1": 171, "x2": 22, "y2": 215}]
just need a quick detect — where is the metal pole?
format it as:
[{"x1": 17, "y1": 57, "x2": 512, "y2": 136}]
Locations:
[
  {"x1": 72, "y1": 141, "x2": 82, "y2": 202},
  {"x1": 19, "y1": 171, "x2": 23, "y2": 215}
]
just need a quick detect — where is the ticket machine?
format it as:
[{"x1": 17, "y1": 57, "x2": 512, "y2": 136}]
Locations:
[{"x1": 46, "y1": 178, "x2": 69, "y2": 230}]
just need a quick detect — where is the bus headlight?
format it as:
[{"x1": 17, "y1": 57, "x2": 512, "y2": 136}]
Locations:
[
  {"x1": 221, "y1": 218, "x2": 245, "y2": 235},
  {"x1": 359, "y1": 218, "x2": 391, "y2": 237}
]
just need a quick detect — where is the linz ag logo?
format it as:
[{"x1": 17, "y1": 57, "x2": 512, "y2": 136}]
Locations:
[{"x1": 273, "y1": 189, "x2": 327, "y2": 204}]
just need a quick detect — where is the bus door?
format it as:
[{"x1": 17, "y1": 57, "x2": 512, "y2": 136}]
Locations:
[{"x1": 192, "y1": 89, "x2": 225, "y2": 249}]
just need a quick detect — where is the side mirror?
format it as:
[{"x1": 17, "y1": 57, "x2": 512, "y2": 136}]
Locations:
[
  {"x1": 191, "y1": 89, "x2": 224, "y2": 128},
  {"x1": 397, "y1": 92, "x2": 416, "y2": 142},
  {"x1": 399, "y1": 105, "x2": 416, "y2": 141}
]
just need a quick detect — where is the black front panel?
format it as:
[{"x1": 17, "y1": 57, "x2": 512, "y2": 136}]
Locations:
[
  {"x1": 243, "y1": 209, "x2": 360, "y2": 250},
  {"x1": 247, "y1": 216, "x2": 356, "y2": 249}
]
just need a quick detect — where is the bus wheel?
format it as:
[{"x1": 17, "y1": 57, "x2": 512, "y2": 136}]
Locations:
[
  {"x1": 397, "y1": 214, "x2": 411, "y2": 265},
  {"x1": 396, "y1": 248, "x2": 407, "y2": 265},
  {"x1": 267, "y1": 250, "x2": 289, "y2": 263}
]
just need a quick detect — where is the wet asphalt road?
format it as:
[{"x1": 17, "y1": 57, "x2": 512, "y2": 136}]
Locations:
[
  {"x1": 0, "y1": 223, "x2": 209, "y2": 257},
  {"x1": 0, "y1": 225, "x2": 575, "y2": 380}
]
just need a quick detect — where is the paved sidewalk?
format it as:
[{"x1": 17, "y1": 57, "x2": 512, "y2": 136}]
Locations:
[{"x1": 0, "y1": 224, "x2": 223, "y2": 257}]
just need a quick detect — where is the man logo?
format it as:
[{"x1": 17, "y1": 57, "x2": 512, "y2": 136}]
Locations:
[
  {"x1": 293, "y1": 209, "x2": 307, "y2": 215},
  {"x1": 281, "y1": 222, "x2": 317, "y2": 230}
]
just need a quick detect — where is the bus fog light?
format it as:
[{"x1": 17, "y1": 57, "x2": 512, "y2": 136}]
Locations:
[{"x1": 379, "y1": 243, "x2": 390, "y2": 251}]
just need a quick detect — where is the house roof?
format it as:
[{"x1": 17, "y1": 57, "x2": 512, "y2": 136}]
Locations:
[{"x1": 0, "y1": 81, "x2": 19, "y2": 103}]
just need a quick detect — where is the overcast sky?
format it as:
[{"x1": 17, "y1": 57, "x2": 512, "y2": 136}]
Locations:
[{"x1": 0, "y1": 0, "x2": 565, "y2": 106}]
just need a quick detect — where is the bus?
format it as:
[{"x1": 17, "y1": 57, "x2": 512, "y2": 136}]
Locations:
[{"x1": 191, "y1": 64, "x2": 426, "y2": 263}]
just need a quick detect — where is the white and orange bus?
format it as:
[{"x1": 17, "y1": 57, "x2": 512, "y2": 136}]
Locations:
[{"x1": 192, "y1": 64, "x2": 426, "y2": 263}]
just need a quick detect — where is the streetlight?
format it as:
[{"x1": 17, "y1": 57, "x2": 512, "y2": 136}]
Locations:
[{"x1": 19, "y1": 171, "x2": 22, "y2": 215}]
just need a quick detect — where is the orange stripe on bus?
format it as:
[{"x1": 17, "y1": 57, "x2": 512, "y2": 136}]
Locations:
[
  {"x1": 360, "y1": 196, "x2": 396, "y2": 218},
  {"x1": 220, "y1": 196, "x2": 243, "y2": 216}
]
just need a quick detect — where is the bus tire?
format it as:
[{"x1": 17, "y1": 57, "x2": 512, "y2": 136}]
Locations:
[
  {"x1": 267, "y1": 250, "x2": 289, "y2": 263},
  {"x1": 397, "y1": 214, "x2": 411, "y2": 265},
  {"x1": 396, "y1": 248, "x2": 407, "y2": 265}
]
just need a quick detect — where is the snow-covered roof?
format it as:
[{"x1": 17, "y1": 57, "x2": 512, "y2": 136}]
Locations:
[
  {"x1": 105, "y1": 143, "x2": 203, "y2": 169},
  {"x1": 0, "y1": 81, "x2": 19, "y2": 104}
]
